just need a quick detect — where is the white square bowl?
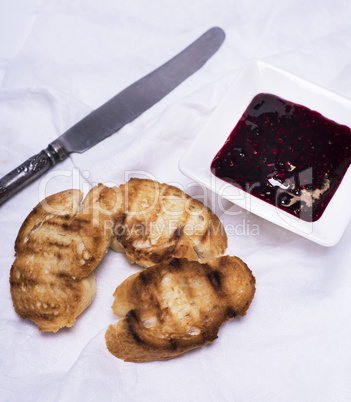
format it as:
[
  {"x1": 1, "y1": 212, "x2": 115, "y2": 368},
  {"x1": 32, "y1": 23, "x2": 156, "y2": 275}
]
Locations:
[{"x1": 179, "y1": 60, "x2": 351, "y2": 246}]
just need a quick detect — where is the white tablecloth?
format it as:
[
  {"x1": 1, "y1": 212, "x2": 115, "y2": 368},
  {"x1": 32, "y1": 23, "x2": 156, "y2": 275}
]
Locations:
[{"x1": 1, "y1": 1, "x2": 351, "y2": 401}]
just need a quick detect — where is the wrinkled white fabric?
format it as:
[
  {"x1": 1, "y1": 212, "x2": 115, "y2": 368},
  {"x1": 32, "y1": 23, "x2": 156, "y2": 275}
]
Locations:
[{"x1": 1, "y1": 1, "x2": 351, "y2": 401}]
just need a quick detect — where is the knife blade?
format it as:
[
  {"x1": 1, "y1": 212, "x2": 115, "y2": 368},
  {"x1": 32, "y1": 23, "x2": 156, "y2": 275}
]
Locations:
[{"x1": 0, "y1": 27, "x2": 225, "y2": 206}]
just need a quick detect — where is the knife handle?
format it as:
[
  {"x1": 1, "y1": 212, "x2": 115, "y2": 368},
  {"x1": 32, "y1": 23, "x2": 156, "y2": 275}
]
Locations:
[{"x1": 0, "y1": 140, "x2": 68, "y2": 206}]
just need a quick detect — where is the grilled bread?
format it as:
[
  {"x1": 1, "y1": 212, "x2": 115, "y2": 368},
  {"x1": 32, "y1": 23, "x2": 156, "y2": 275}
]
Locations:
[
  {"x1": 110, "y1": 178, "x2": 227, "y2": 267},
  {"x1": 105, "y1": 256, "x2": 255, "y2": 362},
  {"x1": 10, "y1": 184, "x2": 119, "y2": 332}
]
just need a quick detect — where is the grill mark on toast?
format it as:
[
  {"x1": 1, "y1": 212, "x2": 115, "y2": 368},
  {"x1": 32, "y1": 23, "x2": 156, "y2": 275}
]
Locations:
[
  {"x1": 55, "y1": 273, "x2": 82, "y2": 295},
  {"x1": 170, "y1": 338, "x2": 178, "y2": 351},
  {"x1": 139, "y1": 270, "x2": 153, "y2": 285},
  {"x1": 200, "y1": 262, "x2": 226, "y2": 297},
  {"x1": 47, "y1": 241, "x2": 71, "y2": 249},
  {"x1": 22, "y1": 310, "x2": 58, "y2": 322},
  {"x1": 206, "y1": 270, "x2": 222, "y2": 292},
  {"x1": 114, "y1": 213, "x2": 127, "y2": 237},
  {"x1": 172, "y1": 226, "x2": 182, "y2": 241},
  {"x1": 55, "y1": 251, "x2": 63, "y2": 260},
  {"x1": 168, "y1": 258, "x2": 181, "y2": 270},
  {"x1": 126, "y1": 310, "x2": 145, "y2": 344},
  {"x1": 83, "y1": 256, "x2": 96, "y2": 265},
  {"x1": 57, "y1": 272, "x2": 75, "y2": 281},
  {"x1": 45, "y1": 220, "x2": 64, "y2": 228},
  {"x1": 93, "y1": 236, "x2": 101, "y2": 246},
  {"x1": 10, "y1": 276, "x2": 39, "y2": 287},
  {"x1": 150, "y1": 252, "x2": 163, "y2": 264},
  {"x1": 225, "y1": 307, "x2": 236, "y2": 318},
  {"x1": 150, "y1": 299, "x2": 163, "y2": 323},
  {"x1": 149, "y1": 246, "x2": 176, "y2": 264},
  {"x1": 73, "y1": 217, "x2": 91, "y2": 225},
  {"x1": 61, "y1": 217, "x2": 91, "y2": 232}
]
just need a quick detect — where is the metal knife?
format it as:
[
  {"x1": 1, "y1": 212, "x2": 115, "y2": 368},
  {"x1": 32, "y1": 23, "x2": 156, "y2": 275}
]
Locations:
[{"x1": 0, "y1": 27, "x2": 225, "y2": 205}]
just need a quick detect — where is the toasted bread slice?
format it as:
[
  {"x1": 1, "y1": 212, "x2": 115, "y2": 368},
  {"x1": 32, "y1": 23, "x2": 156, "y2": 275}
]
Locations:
[
  {"x1": 110, "y1": 178, "x2": 227, "y2": 267},
  {"x1": 105, "y1": 256, "x2": 255, "y2": 362},
  {"x1": 10, "y1": 184, "x2": 119, "y2": 332}
]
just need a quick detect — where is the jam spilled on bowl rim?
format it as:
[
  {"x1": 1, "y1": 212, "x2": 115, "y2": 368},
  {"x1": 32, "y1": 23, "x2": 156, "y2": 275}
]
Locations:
[{"x1": 210, "y1": 93, "x2": 351, "y2": 222}]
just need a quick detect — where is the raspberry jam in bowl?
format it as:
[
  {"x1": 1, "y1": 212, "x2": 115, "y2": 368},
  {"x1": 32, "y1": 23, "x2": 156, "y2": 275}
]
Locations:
[
  {"x1": 179, "y1": 60, "x2": 351, "y2": 246},
  {"x1": 210, "y1": 93, "x2": 351, "y2": 223}
]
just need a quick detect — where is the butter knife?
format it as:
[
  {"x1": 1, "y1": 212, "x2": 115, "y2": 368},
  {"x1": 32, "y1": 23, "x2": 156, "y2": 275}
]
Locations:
[{"x1": 0, "y1": 27, "x2": 225, "y2": 205}]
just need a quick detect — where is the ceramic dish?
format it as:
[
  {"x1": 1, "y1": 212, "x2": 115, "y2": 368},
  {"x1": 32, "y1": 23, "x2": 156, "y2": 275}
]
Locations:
[{"x1": 179, "y1": 60, "x2": 351, "y2": 246}]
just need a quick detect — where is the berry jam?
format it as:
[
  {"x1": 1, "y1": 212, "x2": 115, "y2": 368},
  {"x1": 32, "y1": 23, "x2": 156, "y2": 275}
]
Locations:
[{"x1": 211, "y1": 93, "x2": 351, "y2": 222}]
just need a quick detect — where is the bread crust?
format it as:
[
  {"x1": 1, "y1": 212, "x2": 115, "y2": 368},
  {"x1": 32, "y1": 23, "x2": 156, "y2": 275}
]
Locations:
[
  {"x1": 110, "y1": 178, "x2": 227, "y2": 267},
  {"x1": 10, "y1": 185, "x2": 119, "y2": 332},
  {"x1": 105, "y1": 256, "x2": 255, "y2": 362}
]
